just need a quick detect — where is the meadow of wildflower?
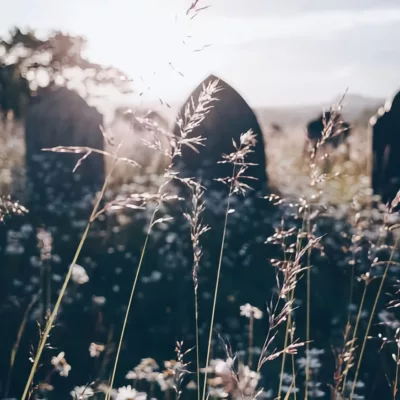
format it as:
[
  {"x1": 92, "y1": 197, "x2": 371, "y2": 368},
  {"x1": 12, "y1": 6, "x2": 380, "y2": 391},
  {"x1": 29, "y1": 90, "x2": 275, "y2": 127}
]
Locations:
[{"x1": 1, "y1": 4, "x2": 400, "y2": 400}]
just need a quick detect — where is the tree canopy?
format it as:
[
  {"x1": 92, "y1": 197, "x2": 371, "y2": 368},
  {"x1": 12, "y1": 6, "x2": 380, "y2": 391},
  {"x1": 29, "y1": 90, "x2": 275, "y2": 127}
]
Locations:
[{"x1": 0, "y1": 27, "x2": 133, "y2": 120}]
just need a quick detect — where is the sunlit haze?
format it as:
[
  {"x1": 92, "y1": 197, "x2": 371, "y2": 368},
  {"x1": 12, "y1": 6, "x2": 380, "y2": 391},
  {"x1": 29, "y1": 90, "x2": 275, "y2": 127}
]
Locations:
[{"x1": 2, "y1": 0, "x2": 400, "y2": 108}]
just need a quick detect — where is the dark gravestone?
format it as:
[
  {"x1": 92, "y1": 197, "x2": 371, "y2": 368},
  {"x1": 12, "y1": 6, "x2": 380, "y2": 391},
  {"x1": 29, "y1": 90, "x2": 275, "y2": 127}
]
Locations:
[
  {"x1": 174, "y1": 74, "x2": 268, "y2": 198},
  {"x1": 25, "y1": 86, "x2": 105, "y2": 222},
  {"x1": 304, "y1": 111, "x2": 351, "y2": 158},
  {"x1": 0, "y1": 64, "x2": 30, "y2": 122},
  {"x1": 372, "y1": 91, "x2": 400, "y2": 204}
]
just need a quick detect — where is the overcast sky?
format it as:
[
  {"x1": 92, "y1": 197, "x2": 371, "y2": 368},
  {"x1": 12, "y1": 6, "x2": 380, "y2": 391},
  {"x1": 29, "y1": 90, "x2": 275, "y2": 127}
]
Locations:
[{"x1": 1, "y1": 0, "x2": 400, "y2": 108}]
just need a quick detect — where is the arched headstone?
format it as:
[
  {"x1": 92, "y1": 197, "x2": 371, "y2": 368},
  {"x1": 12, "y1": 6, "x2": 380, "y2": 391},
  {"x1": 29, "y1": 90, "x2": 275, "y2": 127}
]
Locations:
[
  {"x1": 133, "y1": 74, "x2": 276, "y2": 363},
  {"x1": 24, "y1": 86, "x2": 105, "y2": 222},
  {"x1": 174, "y1": 74, "x2": 268, "y2": 199},
  {"x1": 371, "y1": 91, "x2": 400, "y2": 204}
]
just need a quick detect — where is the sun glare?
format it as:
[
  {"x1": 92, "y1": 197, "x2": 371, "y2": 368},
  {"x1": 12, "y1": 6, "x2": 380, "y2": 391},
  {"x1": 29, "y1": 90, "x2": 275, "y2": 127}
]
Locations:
[{"x1": 86, "y1": 1, "x2": 214, "y2": 104}]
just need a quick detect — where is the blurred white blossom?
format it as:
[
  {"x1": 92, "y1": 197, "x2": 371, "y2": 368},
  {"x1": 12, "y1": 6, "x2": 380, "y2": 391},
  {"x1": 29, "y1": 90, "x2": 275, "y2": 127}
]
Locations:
[
  {"x1": 70, "y1": 386, "x2": 94, "y2": 399},
  {"x1": 71, "y1": 264, "x2": 89, "y2": 284},
  {"x1": 116, "y1": 386, "x2": 146, "y2": 400},
  {"x1": 240, "y1": 303, "x2": 263, "y2": 319},
  {"x1": 51, "y1": 351, "x2": 71, "y2": 377},
  {"x1": 89, "y1": 342, "x2": 105, "y2": 358}
]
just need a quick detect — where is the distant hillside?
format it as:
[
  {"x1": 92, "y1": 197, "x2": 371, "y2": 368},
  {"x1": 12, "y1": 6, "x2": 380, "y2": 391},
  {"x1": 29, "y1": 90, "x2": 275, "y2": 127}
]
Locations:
[
  {"x1": 100, "y1": 92, "x2": 385, "y2": 135},
  {"x1": 255, "y1": 93, "x2": 384, "y2": 132}
]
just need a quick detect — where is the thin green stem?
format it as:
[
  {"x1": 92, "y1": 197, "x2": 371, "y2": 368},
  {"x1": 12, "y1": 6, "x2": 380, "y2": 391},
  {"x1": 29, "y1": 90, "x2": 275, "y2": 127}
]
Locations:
[
  {"x1": 351, "y1": 236, "x2": 400, "y2": 397},
  {"x1": 291, "y1": 351, "x2": 297, "y2": 400},
  {"x1": 46, "y1": 259, "x2": 51, "y2": 318},
  {"x1": 342, "y1": 207, "x2": 390, "y2": 394},
  {"x1": 21, "y1": 159, "x2": 117, "y2": 400},
  {"x1": 346, "y1": 261, "x2": 356, "y2": 334},
  {"x1": 278, "y1": 216, "x2": 306, "y2": 399},
  {"x1": 5, "y1": 295, "x2": 38, "y2": 397},
  {"x1": 194, "y1": 288, "x2": 201, "y2": 400},
  {"x1": 341, "y1": 281, "x2": 368, "y2": 393},
  {"x1": 40, "y1": 259, "x2": 44, "y2": 324},
  {"x1": 305, "y1": 217, "x2": 311, "y2": 400},
  {"x1": 248, "y1": 315, "x2": 254, "y2": 369},
  {"x1": 394, "y1": 345, "x2": 400, "y2": 400},
  {"x1": 278, "y1": 316, "x2": 290, "y2": 397},
  {"x1": 105, "y1": 210, "x2": 156, "y2": 400},
  {"x1": 202, "y1": 194, "x2": 232, "y2": 400}
]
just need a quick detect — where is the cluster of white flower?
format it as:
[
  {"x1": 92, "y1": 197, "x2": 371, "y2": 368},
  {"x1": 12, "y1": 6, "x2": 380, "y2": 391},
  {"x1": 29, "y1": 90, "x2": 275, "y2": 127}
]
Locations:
[
  {"x1": 51, "y1": 351, "x2": 71, "y2": 377},
  {"x1": 125, "y1": 358, "x2": 160, "y2": 381}
]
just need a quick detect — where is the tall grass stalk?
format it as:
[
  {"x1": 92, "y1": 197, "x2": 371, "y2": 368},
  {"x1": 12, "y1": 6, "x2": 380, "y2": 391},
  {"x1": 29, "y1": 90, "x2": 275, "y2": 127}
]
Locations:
[
  {"x1": 341, "y1": 277, "x2": 369, "y2": 393},
  {"x1": 278, "y1": 316, "x2": 291, "y2": 397},
  {"x1": 107, "y1": 80, "x2": 220, "y2": 399},
  {"x1": 5, "y1": 295, "x2": 38, "y2": 397},
  {"x1": 105, "y1": 209, "x2": 156, "y2": 400},
  {"x1": 184, "y1": 183, "x2": 209, "y2": 400},
  {"x1": 276, "y1": 219, "x2": 291, "y2": 398},
  {"x1": 21, "y1": 150, "x2": 121, "y2": 400},
  {"x1": 202, "y1": 128, "x2": 258, "y2": 400},
  {"x1": 394, "y1": 344, "x2": 400, "y2": 400},
  {"x1": 248, "y1": 312, "x2": 254, "y2": 369},
  {"x1": 340, "y1": 247, "x2": 357, "y2": 393},
  {"x1": 277, "y1": 214, "x2": 308, "y2": 399},
  {"x1": 351, "y1": 235, "x2": 400, "y2": 397},
  {"x1": 305, "y1": 217, "x2": 312, "y2": 400},
  {"x1": 194, "y1": 282, "x2": 201, "y2": 400},
  {"x1": 291, "y1": 334, "x2": 297, "y2": 400},
  {"x1": 202, "y1": 191, "x2": 232, "y2": 400},
  {"x1": 278, "y1": 291, "x2": 298, "y2": 399},
  {"x1": 342, "y1": 201, "x2": 392, "y2": 393}
]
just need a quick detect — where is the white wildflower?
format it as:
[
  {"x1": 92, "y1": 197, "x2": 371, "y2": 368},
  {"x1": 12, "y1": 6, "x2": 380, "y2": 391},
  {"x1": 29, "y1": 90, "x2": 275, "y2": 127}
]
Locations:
[
  {"x1": 71, "y1": 264, "x2": 89, "y2": 284},
  {"x1": 89, "y1": 342, "x2": 105, "y2": 358},
  {"x1": 116, "y1": 385, "x2": 146, "y2": 400},
  {"x1": 240, "y1": 303, "x2": 263, "y2": 319},
  {"x1": 70, "y1": 386, "x2": 94, "y2": 399},
  {"x1": 51, "y1": 351, "x2": 71, "y2": 377},
  {"x1": 214, "y1": 360, "x2": 232, "y2": 375}
]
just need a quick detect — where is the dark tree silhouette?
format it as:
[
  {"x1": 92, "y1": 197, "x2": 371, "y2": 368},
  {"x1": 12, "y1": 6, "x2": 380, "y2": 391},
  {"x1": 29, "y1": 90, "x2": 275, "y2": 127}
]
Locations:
[{"x1": 0, "y1": 27, "x2": 133, "y2": 121}]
